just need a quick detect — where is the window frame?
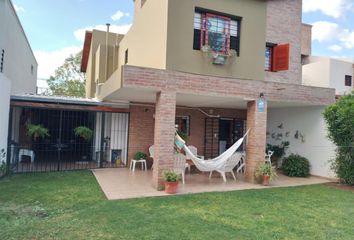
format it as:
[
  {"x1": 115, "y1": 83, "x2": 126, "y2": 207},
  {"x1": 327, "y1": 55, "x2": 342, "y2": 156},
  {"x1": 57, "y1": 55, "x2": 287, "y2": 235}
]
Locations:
[
  {"x1": 175, "y1": 115, "x2": 191, "y2": 136},
  {"x1": 265, "y1": 43, "x2": 277, "y2": 72},
  {"x1": 194, "y1": 8, "x2": 242, "y2": 56},
  {"x1": 345, "y1": 75, "x2": 352, "y2": 87}
]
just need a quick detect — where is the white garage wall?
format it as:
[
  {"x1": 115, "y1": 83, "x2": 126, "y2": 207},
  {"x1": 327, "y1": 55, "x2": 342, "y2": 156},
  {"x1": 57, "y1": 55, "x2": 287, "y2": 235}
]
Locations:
[
  {"x1": 0, "y1": 75, "x2": 11, "y2": 163},
  {"x1": 267, "y1": 106, "x2": 336, "y2": 178}
]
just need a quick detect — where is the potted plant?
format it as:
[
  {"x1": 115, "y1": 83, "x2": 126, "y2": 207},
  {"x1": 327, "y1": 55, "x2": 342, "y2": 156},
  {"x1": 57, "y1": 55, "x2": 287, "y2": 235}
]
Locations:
[
  {"x1": 74, "y1": 126, "x2": 93, "y2": 142},
  {"x1": 134, "y1": 152, "x2": 147, "y2": 160},
  {"x1": 26, "y1": 124, "x2": 50, "y2": 141},
  {"x1": 255, "y1": 163, "x2": 277, "y2": 186},
  {"x1": 163, "y1": 170, "x2": 181, "y2": 194}
]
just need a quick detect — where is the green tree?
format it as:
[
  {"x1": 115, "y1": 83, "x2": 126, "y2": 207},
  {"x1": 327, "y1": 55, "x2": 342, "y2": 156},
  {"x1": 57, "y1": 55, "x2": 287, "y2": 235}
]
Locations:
[
  {"x1": 323, "y1": 93, "x2": 354, "y2": 185},
  {"x1": 47, "y1": 51, "x2": 86, "y2": 97}
]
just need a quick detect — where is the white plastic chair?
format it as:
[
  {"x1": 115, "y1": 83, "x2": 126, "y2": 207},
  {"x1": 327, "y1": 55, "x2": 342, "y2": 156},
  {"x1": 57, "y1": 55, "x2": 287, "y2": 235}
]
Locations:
[
  {"x1": 174, "y1": 153, "x2": 186, "y2": 184},
  {"x1": 186, "y1": 145, "x2": 204, "y2": 160},
  {"x1": 265, "y1": 150, "x2": 274, "y2": 165},
  {"x1": 149, "y1": 145, "x2": 154, "y2": 169},
  {"x1": 209, "y1": 152, "x2": 243, "y2": 182}
]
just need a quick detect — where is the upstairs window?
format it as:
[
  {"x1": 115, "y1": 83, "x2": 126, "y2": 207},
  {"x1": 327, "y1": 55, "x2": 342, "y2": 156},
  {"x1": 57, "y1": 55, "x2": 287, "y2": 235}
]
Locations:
[
  {"x1": 345, "y1": 75, "x2": 352, "y2": 86},
  {"x1": 265, "y1": 43, "x2": 290, "y2": 72},
  {"x1": 265, "y1": 44, "x2": 274, "y2": 71},
  {"x1": 194, "y1": 9, "x2": 241, "y2": 55}
]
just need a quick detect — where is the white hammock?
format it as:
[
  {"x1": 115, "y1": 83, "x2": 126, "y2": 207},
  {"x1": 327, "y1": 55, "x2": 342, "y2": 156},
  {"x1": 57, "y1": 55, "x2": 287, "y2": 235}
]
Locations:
[{"x1": 175, "y1": 129, "x2": 250, "y2": 172}]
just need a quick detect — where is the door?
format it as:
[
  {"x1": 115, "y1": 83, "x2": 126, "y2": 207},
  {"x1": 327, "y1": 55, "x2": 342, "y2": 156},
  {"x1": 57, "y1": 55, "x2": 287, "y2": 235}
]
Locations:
[
  {"x1": 204, "y1": 118, "x2": 219, "y2": 159},
  {"x1": 219, "y1": 119, "x2": 234, "y2": 154}
]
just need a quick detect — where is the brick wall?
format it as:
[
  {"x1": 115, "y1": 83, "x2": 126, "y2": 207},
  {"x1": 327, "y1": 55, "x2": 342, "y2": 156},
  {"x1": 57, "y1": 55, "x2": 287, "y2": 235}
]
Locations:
[
  {"x1": 128, "y1": 105, "x2": 247, "y2": 164},
  {"x1": 265, "y1": 0, "x2": 302, "y2": 85},
  {"x1": 123, "y1": 65, "x2": 336, "y2": 106},
  {"x1": 245, "y1": 100, "x2": 267, "y2": 182},
  {"x1": 127, "y1": 105, "x2": 155, "y2": 165}
]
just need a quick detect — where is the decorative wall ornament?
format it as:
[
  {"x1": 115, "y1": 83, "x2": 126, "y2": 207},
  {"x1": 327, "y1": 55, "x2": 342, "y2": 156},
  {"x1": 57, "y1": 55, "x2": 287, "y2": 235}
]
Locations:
[
  {"x1": 277, "y1": 123, "x2": 283, "y2": 129},
  {"x1": 294, "y1": 131, "x2": 299, "y2": 139},
  {"x1": 285, "y1": 132, "x2": 290, "y2": 137},
  {"x1": 276, "y1": 133, "x2": 283, "y2": 141},
  {"x1": 271, "y1": 133, "x2": 276, "y2": 139},
  {"x1": 300, "y1": 133, "x2": 306, "y2": 143}
]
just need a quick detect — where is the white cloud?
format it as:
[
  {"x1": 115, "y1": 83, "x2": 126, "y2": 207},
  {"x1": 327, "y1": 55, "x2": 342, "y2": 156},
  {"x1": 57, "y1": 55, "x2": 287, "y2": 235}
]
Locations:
[
  {"x1": 111, "y1": 10, "x2": 130, "y2": 21},
  {"x1": 329, "y1": 44, "x2": 343, "y2": 52},
  {"x1": 74, "y1": 24, "x2": 132, "y2": 42},
  {"x1": 303, "y1": 0, "x2": 351, "y2": 18},
  {"x1": 14, "y1": 4, "x2": 25, "y2": 13},
  {"x1": 312, "y1": 21, "x2": 341, "y2": 42},
  {"x1": 34, "y1": 46, "x2": 82, "y2": 79},
  {"x1": 312, "y1": 21, "x2": 354, "y2": 49}
]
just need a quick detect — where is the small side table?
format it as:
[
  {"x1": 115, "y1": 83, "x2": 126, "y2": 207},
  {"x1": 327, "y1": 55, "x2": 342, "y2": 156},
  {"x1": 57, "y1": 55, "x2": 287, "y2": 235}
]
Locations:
[{"x1": 130, "y1": 159, "x2": 147, "y2": 172}]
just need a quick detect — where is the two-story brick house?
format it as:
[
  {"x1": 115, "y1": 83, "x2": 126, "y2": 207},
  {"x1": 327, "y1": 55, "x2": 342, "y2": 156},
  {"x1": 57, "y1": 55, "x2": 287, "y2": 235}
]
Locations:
[{"x1": 81, "y1": 0, "x2": 335, "y2": 189}]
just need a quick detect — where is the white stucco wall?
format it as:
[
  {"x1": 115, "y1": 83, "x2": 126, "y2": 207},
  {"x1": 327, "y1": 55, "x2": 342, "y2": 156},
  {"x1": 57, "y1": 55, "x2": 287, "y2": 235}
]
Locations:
[
  {"x1": 0, "y1": 0, "x2": 38, "y2": 95},
  {"x1": 303, "y1": 56, "x2": 353, "y2": 95},
  {"x1": 329, "y1": 58, "x2": 353, "y2": 95},
  {"x1": 267, "y1": 106, "x2": 336, "y2": 178},
  {"x1": 0, "y1": 74, "x2": 11, "y2": 163},
  {"x1": 0, "y1": 0, "x2": 37, "y2": 162},
  {"x1": 303, "y1": 57, "x2": 330, "y2": 88}
]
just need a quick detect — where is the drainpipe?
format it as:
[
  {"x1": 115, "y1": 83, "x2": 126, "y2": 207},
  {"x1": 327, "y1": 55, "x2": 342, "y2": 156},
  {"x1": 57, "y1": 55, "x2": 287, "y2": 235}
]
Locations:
[{"x1": 105, "y1": 23, "x2": 110, "y2": 82}]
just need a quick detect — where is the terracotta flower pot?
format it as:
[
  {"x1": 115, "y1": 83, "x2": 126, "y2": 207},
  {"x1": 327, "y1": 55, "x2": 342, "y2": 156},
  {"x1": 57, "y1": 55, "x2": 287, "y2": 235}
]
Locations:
[
  {"x1": 262, "y1": 175, "x2": 270, "y2": 186},
  {"x1": 165, "y1": 181, "x2": 179, "y2": 194}
]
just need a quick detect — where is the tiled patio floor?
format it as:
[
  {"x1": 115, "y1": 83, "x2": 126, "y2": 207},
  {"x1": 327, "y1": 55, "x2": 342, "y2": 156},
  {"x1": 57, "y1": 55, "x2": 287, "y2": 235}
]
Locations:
[{"x1": 92, "y1": 168, "x2": 333, "y2": 200}]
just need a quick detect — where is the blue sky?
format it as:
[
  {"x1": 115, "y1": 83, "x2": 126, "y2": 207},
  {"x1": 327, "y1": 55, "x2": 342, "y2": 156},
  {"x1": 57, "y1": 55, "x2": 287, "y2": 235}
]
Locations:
[{"x1": 12, "y1": 0, "x2": 354, "y2": 80}]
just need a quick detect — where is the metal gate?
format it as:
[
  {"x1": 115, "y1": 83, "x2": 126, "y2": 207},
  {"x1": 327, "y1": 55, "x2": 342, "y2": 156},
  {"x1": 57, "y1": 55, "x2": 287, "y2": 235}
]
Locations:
[
  {"x1": 8, "y1": 105, "x2": 129, "y2": 173},
  {"x1": 204, "y1": 118, "x2": 246, "y2": 159}
]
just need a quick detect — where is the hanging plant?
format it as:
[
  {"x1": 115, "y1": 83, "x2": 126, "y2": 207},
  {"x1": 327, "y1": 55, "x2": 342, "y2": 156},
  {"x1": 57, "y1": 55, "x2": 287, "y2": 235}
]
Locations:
[
  {"x1": 74, "y1": 126, "x2": 93, "y2": 142},
  {"x1": 26, "y1": 124, "x2": 50, "y2": 140}
]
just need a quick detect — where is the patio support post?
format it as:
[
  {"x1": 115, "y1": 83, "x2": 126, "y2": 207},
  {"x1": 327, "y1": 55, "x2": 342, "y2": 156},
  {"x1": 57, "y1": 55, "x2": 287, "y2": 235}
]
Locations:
[
  {"x1": 245, "y1": 100, "x2": 267, "y2": 182},
  {"x1": 152, "y1": 90, "x2": 177, "y2": 190}
]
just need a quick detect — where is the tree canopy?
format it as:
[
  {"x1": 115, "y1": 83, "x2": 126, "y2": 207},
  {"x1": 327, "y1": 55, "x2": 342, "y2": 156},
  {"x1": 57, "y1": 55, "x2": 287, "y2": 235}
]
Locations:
[
  {"x1": 323, "y1": 93, "x2": 354, "y2": 185},
  {"x1": 47, "y1": 51, "x2": 86, "y2": 97}
]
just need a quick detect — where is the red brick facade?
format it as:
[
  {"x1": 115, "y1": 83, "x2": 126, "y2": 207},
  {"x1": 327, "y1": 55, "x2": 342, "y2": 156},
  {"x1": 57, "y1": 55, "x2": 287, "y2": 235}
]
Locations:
[
  {"x1": 122, "y1": 65, "x2": 335, "y2": 189},
  {"x1": 128, "y1": 106, "x2": 247, "y2": 164},
  {"x1": 245, "y1": 100, "x2": 267, "y2": 182}
]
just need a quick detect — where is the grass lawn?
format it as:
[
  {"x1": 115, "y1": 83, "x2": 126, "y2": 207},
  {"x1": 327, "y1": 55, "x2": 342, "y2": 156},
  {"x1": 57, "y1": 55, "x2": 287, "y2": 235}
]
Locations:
[{"x1": 0, "y1": 171, "x2": 353, "y2": 240}]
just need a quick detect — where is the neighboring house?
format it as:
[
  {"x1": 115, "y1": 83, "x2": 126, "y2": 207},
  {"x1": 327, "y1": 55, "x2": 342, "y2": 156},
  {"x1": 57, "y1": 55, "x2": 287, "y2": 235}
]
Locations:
[
  {"x1": 0, "y1": 0, "x2": 38, "y2": 162},
  {"x1": 81, "y1": 0, "x2": 336, "y2": 189},
  {"x1": 303, "y1": 56, "x2": 354, "y2": 96}
]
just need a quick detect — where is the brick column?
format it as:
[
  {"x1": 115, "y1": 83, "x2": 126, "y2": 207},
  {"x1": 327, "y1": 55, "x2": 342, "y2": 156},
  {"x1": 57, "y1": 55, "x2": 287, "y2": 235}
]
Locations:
[
  {"x1": 152, "y1": 90, "x2": 176, "y2": 190},
  {"x1": 245, "y1": 100, "x2": 267, "y2": 182}
]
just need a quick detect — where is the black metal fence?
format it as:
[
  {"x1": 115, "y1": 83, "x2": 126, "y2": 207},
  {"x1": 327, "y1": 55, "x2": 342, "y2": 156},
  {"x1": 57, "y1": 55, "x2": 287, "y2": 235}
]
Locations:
[{"x1": 8, "y1": 106, "x2": 127, "y2": 173}]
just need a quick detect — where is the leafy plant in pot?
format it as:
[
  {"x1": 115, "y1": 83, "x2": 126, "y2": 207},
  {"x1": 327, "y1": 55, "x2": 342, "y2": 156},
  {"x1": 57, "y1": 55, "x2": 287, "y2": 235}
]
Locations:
[
  {"x1": 26, "y1": 124, "x2": 50, "y2": 141},
  {"x1": 255, "y1": 163, "x2": 277, "y2": 186},
  {"x1": 163, "y1": 170, "x2": 181, "y2": 194},
  {"x1": 74, "y1": 126, "x2": 93, "y2": 142}
]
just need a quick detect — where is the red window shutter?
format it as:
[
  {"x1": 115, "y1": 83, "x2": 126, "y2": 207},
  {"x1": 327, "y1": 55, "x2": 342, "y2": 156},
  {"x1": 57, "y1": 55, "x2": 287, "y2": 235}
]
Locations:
[{"x1": 273, "y1": 44, "x2": 290, "y2": 72}]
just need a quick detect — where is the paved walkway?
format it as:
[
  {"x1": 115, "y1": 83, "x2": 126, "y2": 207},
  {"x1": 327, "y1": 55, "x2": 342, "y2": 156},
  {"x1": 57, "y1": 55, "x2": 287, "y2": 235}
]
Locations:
[{"x1": 92, "y1": 168, "x2": 333, "y2": 200}]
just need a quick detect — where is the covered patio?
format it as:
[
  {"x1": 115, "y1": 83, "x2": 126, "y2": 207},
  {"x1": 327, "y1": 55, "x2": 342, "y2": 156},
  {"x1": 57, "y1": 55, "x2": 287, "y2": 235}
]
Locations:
[
  {"x1": 92, "y1": 168, "x2": 332, "y2": 200},
  {"x1": 100, "y1": 65, "x2": 335, "y2": 190}
]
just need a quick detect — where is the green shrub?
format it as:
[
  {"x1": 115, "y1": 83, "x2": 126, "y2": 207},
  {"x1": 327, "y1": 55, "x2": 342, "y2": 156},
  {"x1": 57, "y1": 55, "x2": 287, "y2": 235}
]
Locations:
[
  {"x1": 323, "y1": 93, "x2": 354, "y2": 185},
  {"x1": 282, "y1": 154, "x2": 310, "y2": 177},
  {"x1": 134, "y1": 152, "x2": 147, "y2": 160}
]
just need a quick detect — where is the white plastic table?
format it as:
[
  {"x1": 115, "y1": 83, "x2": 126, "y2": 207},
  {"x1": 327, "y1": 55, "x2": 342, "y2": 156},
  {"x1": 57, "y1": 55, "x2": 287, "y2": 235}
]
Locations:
[{"x1": 130, "y1": 159, "x2": 147, "y2": 172}]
